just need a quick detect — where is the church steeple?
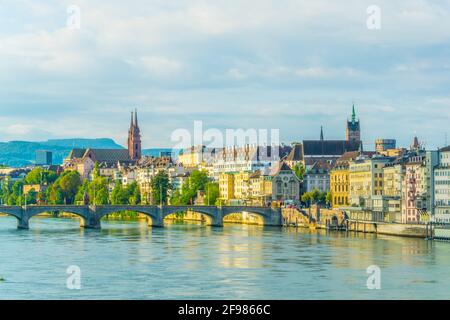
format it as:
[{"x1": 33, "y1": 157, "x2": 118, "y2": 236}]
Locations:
[
  {"x1": 346, "y1": 104, "x2": 361, "y2": 142},
  {"x1": 128, "y1": 108, "x2": 142, "y2": 161},
  {"x1": 351, "y1": 104, "x2": 356, "y2": 124},
  {"x1": 134, "y1": 108, "x2": 138, "y2": 127}
]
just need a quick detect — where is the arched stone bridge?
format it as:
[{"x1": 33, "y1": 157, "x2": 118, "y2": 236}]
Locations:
[{"x1": 0, "y1": 205, "x2": 282, "y2": 229}]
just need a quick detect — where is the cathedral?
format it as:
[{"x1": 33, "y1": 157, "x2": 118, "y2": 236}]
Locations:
[
  {"x1": 285, "y1": 105, "x2": 362, "y2": 169},
  {"x1": 64, "y1": 109, "x2": 143, "y2": 178},
  {"x1": 128, "y1": 109, "x2": 142, "y2": 160}
]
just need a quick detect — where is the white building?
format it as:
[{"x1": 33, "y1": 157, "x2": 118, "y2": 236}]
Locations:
[
  {"x1": 304, "y1": 160, "x2": 333, "y2": 192},
  {"x1": 434, "y1": 146, "x2": 450, "y2": 222},
  {"x1": 212, "y1": 145, "x2": 288, "y2": 179}
]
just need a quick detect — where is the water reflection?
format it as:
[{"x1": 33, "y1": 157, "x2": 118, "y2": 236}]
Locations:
[{"x1": 1, "y1": 216, "x2": 450, "y2": 300}]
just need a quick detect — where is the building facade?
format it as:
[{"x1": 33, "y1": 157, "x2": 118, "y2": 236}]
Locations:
[
  {"x1": 271, "y1": 162, "x2": 301, "y2": 202},
  {"x1": 304, "y1": 160, "x2": 333, "y2": 192},
  {"x1": 434, "y1": 146, "x2": 450, "y2": 221},
  {"x1": 349, "y1": 156, "x2": 392, "y2": 207},
  {"x1": 402, "y1": 155, "x2": 427, "y2": 223}
]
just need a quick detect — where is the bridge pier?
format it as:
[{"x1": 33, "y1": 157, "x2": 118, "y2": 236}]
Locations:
[
  {"x1": 148, "y1": 210, "x2": 164, "y2": 228},
  {"x1": 17, "y1": 217, "x2": 29, "y2": 229},
  {"x1": 80, "y1": 216, "x2": 101, "y2": 229},
  {"x1": 264, "y1": 208, "x2": 283, "y2": 227}
]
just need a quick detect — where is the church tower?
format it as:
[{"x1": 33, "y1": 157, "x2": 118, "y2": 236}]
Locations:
[
  {"x1": 128, "y1": 109, "x2": 142, "y2": 160},
  {"x1": 346, "y1": 104, "x2": 361, "y2": 142}
]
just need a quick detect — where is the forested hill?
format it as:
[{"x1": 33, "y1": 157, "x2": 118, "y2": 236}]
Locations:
[
  {"x1": 0, "y1": 138, "x2": 123, "y2": 167},
  {"x1": 0, "y1": 138, "x2": 175, "y2": 167}
]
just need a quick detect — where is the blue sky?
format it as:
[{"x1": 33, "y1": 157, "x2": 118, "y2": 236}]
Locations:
[{"x1": 0, "y1": 0, "x2": 449, "y2": 149}]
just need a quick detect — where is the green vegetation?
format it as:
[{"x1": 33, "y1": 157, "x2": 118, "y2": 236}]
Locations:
[
  {"x1": 204, "y1": 182, "x2": 220, "y2": 205},
  {"x1": 151, "y1": 171, "x2": 171, "y2": 205},
  {"x1": 293, "y1": 163, "x2": 305, "y2": 180},
  {"x1": 46, "y1": 171, "x2": 82, "y2": 204},
  {"x1": 170, "y1": 170, "x2": 211, "y2": 205},
  {"x1": 301, "y1": 189, "x2": 332, "y2": 206}
]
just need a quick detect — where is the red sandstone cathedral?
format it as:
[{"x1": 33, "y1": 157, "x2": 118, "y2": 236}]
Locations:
[{"x1": 128, "y1": 109, "x2": 142, "y2": 160}]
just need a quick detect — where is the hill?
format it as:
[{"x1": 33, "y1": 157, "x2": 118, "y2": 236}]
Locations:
[
  {"x1": 0, "y1": 139, "x2": 178, "y2": 167},
  {"x1": 0, "y1": 138, "x2": 123, "y2": 167}
]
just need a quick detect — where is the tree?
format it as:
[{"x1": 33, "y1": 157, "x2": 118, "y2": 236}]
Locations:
[
  {"x1": 293, "y1": 163, "x2": 305, "y2": 180},
  {"x1": 170, "y1": 188, "x2": 182, "y2": 205},
  {"x1": 204, "y1": 182, "x2": 219, "y2": 205},
  {"x1": 189, "y1": 170, "x2": 209, "y2": 192},
  {"x1": 172, "y1": 170, "x2": 210, "y2": 205},
  {"x1": 89, "y1": 176, "x2": 109, "y2": 205},
  {"x1": 48, "y1": 184, "x2": 64, "y2": 204},
  {"x1": 59, "y1": 171, "x2": 82, "y2": 204},
  {"x1": 48, "y1": 171, "x2": 81, "y2": 204},
  {"x1": 151, "y1": 171, "x2": 171, "y2": 205},
  {"x1": 24, "y1": 168, "x2": 57, "y2": 185},
  {"x1": 75, "y1": 179, "x2": 90, "y2": 204},
  {"x1": 126, "y1": 182, "x2": 141, "y2": 205},
  {"x1": 111, "y1": 181, "x2": 128, "y2": 205},
  {"x1": 326, "y1": 191, "x2": 332, "y2": 205}
]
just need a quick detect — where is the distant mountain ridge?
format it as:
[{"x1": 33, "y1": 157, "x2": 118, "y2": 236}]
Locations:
[
  {"x1": 0, "y1": 138, "x2": 175, "y2": 167},
  {"x1": 42, "y1": 138, "x2": 124, "y2": 149}
]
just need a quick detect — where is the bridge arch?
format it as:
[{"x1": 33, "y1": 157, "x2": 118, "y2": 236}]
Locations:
[
  {"x1": 94, "y1": 205, "x2": 161, "y2": 227},
  {"x1": 26, "y1": 206, "x2": 91, "y2": 228},
  {"x1": 0, "y1": 208, "x2": 22, "y2": 220},
  {"x1": 161, "y1": 206, "x2": 219, "y2": 226},
  {"x1": 221, "y1": 206, "x2": 282, "y2": 226}
]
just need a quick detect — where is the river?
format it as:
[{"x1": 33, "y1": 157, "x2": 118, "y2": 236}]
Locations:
[{"x1": 1, "y1": 216, "x2": 450, "y2": 300}]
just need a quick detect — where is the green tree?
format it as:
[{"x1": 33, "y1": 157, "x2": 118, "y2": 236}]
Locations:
[
  {"x1": 204, "y1": 182, "x2": 219, "y2": 205},
  {"x1": 301, "y1": 192, "x2": 312, "y2": 205},
  {"x1": 326, "y1": 191, "x2": 332, "y2": 205},
  {"x1": 24, "y1": 168, "x2": 58, "y2": 185},
  {"x1": 174, "y1": 170, "x2": 210, "y2": 205},
  {"x1": 170, "y1": 188, "x2": 182, "y2": 205},
  {"x1": 59, "y1": 171, "x2": 82, "y2": 204},
  {"x1": 88, "y1": 176, "x2": 109, "y2": 205},
  {"x1": 75, "y1": 179, "x2": 90, "y2": 204},
  {"x1": 111, "y1": 181, "x2": 128, "y2": 205},
  {"x1": 151, "y1": 171, "x2": 171, "y2": 205},
  {"x1": 293, "y1": 163, "x2": 305, "y2": 180},
  {"x1": 48, "y1": 184, "x2": 64, "y2": 204},
  {"x1": 47, "y1": 171, "x2": 81, "y2": 204},
  {"x1": 126, "y1": 182, "x2": 141, "y2": 205}
]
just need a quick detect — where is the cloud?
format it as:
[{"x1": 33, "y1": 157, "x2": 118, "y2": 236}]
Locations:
[{"x1": 0, "y1": 0, "x2": 449, "y2": 149}]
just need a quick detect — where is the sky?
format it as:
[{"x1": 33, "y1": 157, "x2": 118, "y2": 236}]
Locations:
[{"x1": 0, "y1": 0, "x2": 449, "y2": 150}]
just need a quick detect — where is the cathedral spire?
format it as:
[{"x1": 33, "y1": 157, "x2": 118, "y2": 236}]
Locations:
[
  {"x1": 352, "y1": 104, "x2": 356, "y2": 124},
  {"x1": 134, "y1": 108, "x2": 138, "y2": 127},
  {"x1": 127, "y1": 109, "x2": 142, "y2": 161}
]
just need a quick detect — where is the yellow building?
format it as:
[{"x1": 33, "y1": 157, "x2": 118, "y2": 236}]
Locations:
[
  {"x1": 330, "y1": 163, "x2": 350, "y2": 208},
  {"x1": 349, "y1": 156, "x2": 392, "y2": 207},
  {"x1": 330, "y1": 152, "x2": 361, "y2": 208},
  {"x1": 177, "y1": 146, "x2": 214, "y2": 168},
  {"x1": 248, "y1": 171, "x2": 273, "y2": 206},
  {"x1": 219, "y1": 171, "x2": 272, "y2": 205},
  {"x1": 234, "y1": 172, "x2": 251, "y2": 203},
  {"x1": 383, "y1": 163, "x2": 404, "y2": 198},
  {"x1": 219, "y1": 172, "x2": 235, "y2": 204}
]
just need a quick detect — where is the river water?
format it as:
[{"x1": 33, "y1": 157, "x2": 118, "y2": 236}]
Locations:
[{"x1": 1, "y1": 216, "x2": 449, "y2": 300}]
